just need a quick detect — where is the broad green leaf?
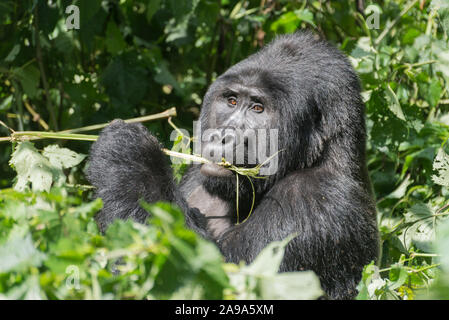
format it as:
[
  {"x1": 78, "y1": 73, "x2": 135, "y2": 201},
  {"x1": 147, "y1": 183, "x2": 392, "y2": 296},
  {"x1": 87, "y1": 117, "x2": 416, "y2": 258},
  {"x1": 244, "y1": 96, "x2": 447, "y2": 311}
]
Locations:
[
  {"x1": 42, "y1": 145, "x2": 86, "y2": 170},
  {"x1": 259, "y1": 271, "x2": 323, "y2": 300},
  {"x1": 294, "y1": 9, "x2": 316, "y2": 27},
  {"x1": 12, "y1": 64, "x2": 41, "y2": 98},
  {"x1": 72, "y1": 198, "x2": 103, "y2": 219},
  {"x1": 0, "y1": 234, "x2": 46, "y2": 273},
  {"x1": 388, "y1": 266, "x2": 408, "y2": 290},
  {"x1": 9, "y1": 142, "x2": 56, "y2": 192},
  {"x1": 105, "y1": 21, "x2": 127, "y2": 55},
  {"x1": 146, "y1": 0, "x2": 161, "y2": 22},
  {"x1": 245, "y1": 234, "x2": 297, "y2": 276},
  {"x1": 402, "y1": 203, "x2": 436, "y2": 252},
  {"x1": 100, "y1": 53, "x2": 149, "y2": 115},
  {"x1": 270, "y1": 12, "x2": 300, "y2": 33},
  {"x1": 432, "y1": 148, "x2": 449, "y2": 186}
]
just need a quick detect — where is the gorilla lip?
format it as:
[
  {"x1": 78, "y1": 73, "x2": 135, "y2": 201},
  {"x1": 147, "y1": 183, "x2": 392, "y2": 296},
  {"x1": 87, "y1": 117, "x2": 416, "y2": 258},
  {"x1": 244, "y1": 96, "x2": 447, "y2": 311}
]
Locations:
[{"x1": 200, "y1": 163, "x2": 233, "y2": 177}]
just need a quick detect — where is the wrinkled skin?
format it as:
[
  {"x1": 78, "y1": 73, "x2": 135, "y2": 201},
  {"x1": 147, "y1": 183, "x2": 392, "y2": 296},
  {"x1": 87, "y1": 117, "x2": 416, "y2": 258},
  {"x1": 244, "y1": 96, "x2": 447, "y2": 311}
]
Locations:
[{"x1": 87, "y1": 31, "x2": 379, "y2": 299}]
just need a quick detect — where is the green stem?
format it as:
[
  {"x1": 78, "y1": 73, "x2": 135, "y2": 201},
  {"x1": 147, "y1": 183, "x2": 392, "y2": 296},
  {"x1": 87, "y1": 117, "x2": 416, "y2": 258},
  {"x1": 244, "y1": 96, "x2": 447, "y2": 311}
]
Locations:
[
  {"x1": 11, "y1": 131, "x2": 98, "y2": 141},
  {"x1": 240, "y1": 176, "x2": 256, "y2": 225},
  {"x1": 236, "y1": 172, "x2": 240, "y2": 224},
  {"x1": 374, "y1": 0, "x2": 419, "y2": 46},
  {"x1": 60, "y1": 107, "x2": 177, "y2": 134}
]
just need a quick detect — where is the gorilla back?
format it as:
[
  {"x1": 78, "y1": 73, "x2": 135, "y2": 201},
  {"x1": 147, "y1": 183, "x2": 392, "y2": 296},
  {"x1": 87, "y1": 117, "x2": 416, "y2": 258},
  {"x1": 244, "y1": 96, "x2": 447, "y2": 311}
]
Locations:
[{"x1": 87, "y1": 31, "x2": 379, "y2": 300}]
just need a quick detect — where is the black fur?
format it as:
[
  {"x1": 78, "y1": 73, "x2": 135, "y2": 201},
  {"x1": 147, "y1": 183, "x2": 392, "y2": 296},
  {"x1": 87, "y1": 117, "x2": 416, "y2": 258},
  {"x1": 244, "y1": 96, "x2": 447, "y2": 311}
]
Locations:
[{"x1": 87, "y1": 31, "x2": 379, "y2": 299}]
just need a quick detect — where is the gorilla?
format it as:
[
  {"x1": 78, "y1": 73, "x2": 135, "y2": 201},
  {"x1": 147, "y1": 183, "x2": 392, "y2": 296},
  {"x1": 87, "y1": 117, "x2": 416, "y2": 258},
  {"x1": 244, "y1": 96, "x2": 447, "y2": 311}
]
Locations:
[{"x1": 87, "y1": 31, "x2": 379, "y2": 300}]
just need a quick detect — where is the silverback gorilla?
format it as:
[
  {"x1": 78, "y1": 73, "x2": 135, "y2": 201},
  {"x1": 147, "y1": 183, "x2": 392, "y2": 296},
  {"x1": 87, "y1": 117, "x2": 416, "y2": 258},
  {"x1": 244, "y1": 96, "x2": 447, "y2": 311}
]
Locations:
[{"x1": 87, "y1": 31, "x2": 379, "y2": 299}]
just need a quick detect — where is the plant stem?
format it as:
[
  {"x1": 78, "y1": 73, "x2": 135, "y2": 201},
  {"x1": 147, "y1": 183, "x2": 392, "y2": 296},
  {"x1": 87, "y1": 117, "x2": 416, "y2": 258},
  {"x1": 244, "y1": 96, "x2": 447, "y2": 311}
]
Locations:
[
  {"x1": 236, "y1": 172, "x2": 240, "y2": 224},
  {"x1": 162, "y1": 148, "x2": 211, "y2": 164},
  {"x1": 24, "y1": 100, "x2": 50, "y2": 130},
  {"x1": 0, "y1": 108, "x2": 177, "y2": 143},
  {"x1": 0, "y1": 129, "x2": 210, "y2": 165},
  {"x1": 59, "y1": 107, "x2": 177, "y2": 134},
  {"x1": 11, "y1": 80, "x2": 24, "y2": 131},
  {"x1": 374, "y1": 0, "x2": 419, "y2": 45},
  {"x1": 11, "y1": 131, "x2": 98, "y2": 141}
]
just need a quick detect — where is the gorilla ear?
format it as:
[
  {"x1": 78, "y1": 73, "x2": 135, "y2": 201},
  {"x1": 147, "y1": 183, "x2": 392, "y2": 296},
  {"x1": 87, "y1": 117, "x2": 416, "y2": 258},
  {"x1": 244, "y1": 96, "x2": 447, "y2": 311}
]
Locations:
[{"x1": 312, "y1": 88, "x2": 348, "y2": 141}]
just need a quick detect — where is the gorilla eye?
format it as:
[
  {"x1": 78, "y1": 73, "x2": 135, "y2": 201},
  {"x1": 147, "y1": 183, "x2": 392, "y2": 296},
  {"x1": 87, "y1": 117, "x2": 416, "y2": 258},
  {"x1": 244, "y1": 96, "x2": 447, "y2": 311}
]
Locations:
[
  {"x1": 252, "y1": 104, "x2": 264, "y2": 113},
  {"x1": 227, "y1": 97, "x2": 237, "y2": 107}
]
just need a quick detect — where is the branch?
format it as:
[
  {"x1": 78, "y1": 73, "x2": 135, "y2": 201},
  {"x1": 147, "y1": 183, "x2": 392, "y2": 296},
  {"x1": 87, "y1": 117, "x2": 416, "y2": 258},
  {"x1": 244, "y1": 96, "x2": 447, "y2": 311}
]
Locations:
[
  {"x1": 0, "y1": 107, "x2": 177, "y2": 141},
  {"x1": 24, "y1": 100, "x2": 50, "y2": 130},
  {"x1": 374, "y1": 0, "x2": 419, "y2": 46},
  {"x1": 59, "y1": 107, "x2": 177, "y2": 134},
  {"x1": 0, "y1": 130, "x2": 209, "y2": 164}
]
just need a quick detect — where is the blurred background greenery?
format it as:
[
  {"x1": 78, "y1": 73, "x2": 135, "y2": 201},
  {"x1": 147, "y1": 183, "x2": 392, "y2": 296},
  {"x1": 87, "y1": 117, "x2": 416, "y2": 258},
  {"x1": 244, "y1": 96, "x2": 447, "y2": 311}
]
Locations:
[{"x1": 1, "y1": 0, "x2": 449, "y2": 299}]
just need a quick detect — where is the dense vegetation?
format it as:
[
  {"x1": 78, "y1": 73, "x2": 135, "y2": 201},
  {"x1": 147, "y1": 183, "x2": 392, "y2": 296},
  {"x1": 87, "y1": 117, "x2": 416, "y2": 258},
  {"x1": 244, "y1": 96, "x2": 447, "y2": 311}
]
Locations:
[{"x1": 1, "y1": 0, "x2": 449, "y2": 299}]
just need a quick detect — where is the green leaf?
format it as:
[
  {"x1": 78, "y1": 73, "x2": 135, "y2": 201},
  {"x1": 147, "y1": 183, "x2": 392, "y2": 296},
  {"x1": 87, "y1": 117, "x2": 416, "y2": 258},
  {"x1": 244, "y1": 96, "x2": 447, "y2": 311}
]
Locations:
[
  {"x1": 388, "y1": 266, "x2": 408, "y2": 290},
  {"x1": 294, "y1": 9, "x2": 316, "y2": 27},
  {"x1": 165, "y1": 0, "x2": 200, "y2": 43},
  {"x1": 154, "y1": 61, "x2": 181, "y2": 93},
  {"x1": 270, "y1": 9, "x2": 315, "y2": 33},
  {"x1": 385, "y1": 84, "x2": 406, "y2": 121},
  {"x1": 435, "y1": 218, "x2": 449, "y2": 272},
  {"x1": 403, "y1": 203, "x2": 436, "y2": 252},
  {"x1": 245, "y1": 234, "x2": 297, "y2": 276},
  {"x1": 101, "y1": 53, "x2": 149, "y2": 116},
  {"x1": 4, "y1": 44, "x2": 20, "y2": 62},
  {"x1": 0, "y1": 234, "x2": 46, "y2": 273},
  {"x1": 0, "y1": 276, "x2": 46, "y2": 300},
  {"x1": 428, "y1": 78, "x2": 442, "y2": 108},
  {"x1": 146, "y1": 0, "x2": 161, "y2": 22},
  {"x1": 386, "y1": 175, "x2": 412, "y2": 199},
  {"x1": 432, "y1": 148, "x2": 449, "y2": 186},
  {"x1": 259, "y1": 271, "x2": 323, "y2": 299},
  {"x1": 72, "y1": 198, "x2": 103, "y2": 219},
  {"x1": 13, "y1": 64, "x2": 41, "y2": 98},
  {"x1": 42, "y1": 145, "x2": 86, "y2": 170},
  {"x1": 9, "y1": 142, "x2": 56, "y2": 192},
  {"x1": 0, "y1": 95, "x2": 13, "y2": 112},
  {"x1": 270, "y1": 12, "x2": 300, "y2": 33},
  {"x1": 105, "y1": 21, "x2": 127, "y2": 55},
  {"x1": 431, "y1": 0, "x2": 449, "y2": 35}
]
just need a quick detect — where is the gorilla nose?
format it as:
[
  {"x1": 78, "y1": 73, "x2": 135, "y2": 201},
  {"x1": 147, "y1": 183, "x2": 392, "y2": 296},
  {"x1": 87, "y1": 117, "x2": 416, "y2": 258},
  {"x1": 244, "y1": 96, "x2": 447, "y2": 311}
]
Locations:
[
  {"x1": 209, "y1": 129, "x2": 240, "y2": 147},
  {"x1": 203, "y1": 128, "x2": 242, "y2": 163},
  {"x1": 221, "y1": 131, "x2": 239, "y2": 146}
]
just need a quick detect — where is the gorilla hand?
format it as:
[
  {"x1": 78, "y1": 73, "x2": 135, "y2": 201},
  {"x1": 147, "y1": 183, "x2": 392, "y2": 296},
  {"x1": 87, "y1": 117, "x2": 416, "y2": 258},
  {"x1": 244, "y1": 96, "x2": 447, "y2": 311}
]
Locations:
[{"x1": 87, "y1": 120, "x2": 182, "y2": 232}]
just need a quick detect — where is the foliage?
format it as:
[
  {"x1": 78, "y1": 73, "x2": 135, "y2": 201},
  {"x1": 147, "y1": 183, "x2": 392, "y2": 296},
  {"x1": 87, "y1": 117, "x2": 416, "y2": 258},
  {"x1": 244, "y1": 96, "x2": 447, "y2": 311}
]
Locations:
[
  {"x1": 0, "y1": 180, "x2": 321, "y2": 299},
  {"x1": 1, "y1": 0, "x2": 449, "y2": 299}
]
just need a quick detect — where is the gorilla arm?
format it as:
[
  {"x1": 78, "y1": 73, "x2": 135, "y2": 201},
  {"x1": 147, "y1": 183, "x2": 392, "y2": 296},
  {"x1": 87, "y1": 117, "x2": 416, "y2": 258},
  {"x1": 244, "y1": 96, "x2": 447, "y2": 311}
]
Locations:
[
  {"x1": 212, "y1": 170, "x2": 379, "y2": 299},
  {"x1": 87, "y1": 121, "x2": 207, "y2": 236}
]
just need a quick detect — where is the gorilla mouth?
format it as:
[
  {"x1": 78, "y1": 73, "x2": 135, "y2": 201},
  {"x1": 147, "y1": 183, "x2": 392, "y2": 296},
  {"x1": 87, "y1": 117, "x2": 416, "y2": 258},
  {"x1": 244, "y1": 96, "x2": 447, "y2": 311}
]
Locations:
[{"x1": 200, "y1": 163, "x2": 233, "y2": 177}]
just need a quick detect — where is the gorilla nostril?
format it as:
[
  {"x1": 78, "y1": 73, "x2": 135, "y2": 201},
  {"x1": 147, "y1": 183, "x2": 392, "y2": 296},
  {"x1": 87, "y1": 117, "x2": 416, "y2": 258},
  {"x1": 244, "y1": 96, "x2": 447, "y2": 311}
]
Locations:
[
  {"x1": 221, "y1": 132, "x2": 237, "y2": 145},
  {"x1": 209, "y1": 132, "x2": 221, "y2": 143}
]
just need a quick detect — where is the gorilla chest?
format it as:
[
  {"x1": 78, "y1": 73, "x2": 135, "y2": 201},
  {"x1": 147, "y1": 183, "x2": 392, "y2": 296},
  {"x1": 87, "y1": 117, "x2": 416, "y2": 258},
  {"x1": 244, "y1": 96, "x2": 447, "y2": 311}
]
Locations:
[{"x1": 187, "y1": 186, "x2": 233, "y2": 238}]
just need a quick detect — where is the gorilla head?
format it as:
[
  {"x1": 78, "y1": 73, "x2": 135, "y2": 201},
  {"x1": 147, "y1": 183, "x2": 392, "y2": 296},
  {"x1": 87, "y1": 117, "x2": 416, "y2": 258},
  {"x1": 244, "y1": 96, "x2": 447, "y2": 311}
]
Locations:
[{"x1": 197, "y1": 31, "x2": 367, "y2": 200}]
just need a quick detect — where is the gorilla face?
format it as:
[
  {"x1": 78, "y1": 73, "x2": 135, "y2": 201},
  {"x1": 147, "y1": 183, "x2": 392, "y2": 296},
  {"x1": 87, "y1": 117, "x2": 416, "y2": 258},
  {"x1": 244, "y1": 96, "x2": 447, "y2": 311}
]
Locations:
[
  {"x1": 197, "y1": 32, "x2": 364, "y2": 200},
  {"x1": 198, "y1": 73, "x2": 280, "y2": 179}
]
